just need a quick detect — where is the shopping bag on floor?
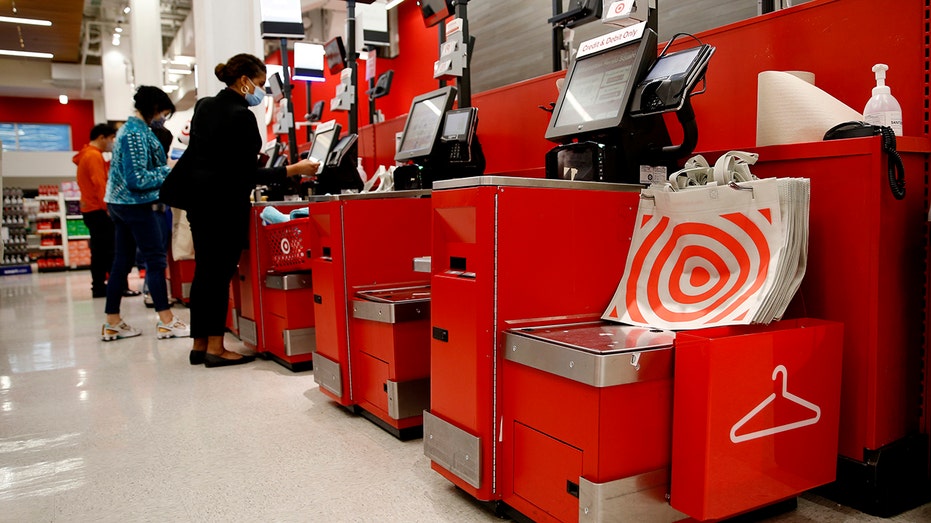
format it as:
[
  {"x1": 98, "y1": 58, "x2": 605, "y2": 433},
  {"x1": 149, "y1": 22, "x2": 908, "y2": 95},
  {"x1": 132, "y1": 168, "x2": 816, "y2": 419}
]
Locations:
[
  {"x1": 171, "y1": 207, "x2": 195, "y2": 261},
  {"x1": 603, "y1": 151, "x2": 809, "y2": 329}
]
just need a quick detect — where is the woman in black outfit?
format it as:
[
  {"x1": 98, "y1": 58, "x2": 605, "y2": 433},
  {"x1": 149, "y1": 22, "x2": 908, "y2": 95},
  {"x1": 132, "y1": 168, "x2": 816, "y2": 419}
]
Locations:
[{"x1": 166, "y1": 54, "x2": 319, "y2": 367}]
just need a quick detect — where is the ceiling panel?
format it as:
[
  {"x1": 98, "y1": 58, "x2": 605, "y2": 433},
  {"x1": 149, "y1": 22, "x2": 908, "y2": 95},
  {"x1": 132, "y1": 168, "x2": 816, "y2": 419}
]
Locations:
[{"x1": 0, "y1": 0, "x2": 85, "y2": 63}]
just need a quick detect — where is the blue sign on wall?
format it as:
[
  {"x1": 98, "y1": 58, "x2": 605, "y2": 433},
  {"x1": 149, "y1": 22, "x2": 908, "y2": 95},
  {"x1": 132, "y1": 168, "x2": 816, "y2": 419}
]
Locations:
[{"x1": 0, "y1": 123, "x2": 72, "y2": 151}]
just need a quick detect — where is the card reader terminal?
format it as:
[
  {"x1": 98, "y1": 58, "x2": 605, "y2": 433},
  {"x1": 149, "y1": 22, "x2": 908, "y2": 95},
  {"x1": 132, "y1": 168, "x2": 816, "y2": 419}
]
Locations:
[
  {"x1": 440, "y1": 107, "x2": 478, "y2": 163},
  {"x1": 630, "y1": 43, "x2": 714, "y2": 116}
]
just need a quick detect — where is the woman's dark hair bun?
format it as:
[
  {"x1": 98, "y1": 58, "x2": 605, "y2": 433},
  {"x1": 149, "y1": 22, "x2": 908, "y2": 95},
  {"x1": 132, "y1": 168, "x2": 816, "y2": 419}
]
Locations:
[
  {"x1": 214, "y1": 63, "x2": 227, "y2": 82},
  {"x1": 215, "y1": 54, "x2": 266, "y2": 87}
]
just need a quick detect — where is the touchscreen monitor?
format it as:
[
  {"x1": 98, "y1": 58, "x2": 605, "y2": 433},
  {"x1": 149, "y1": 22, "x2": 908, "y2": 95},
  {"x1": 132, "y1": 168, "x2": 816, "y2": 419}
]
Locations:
[
  {"x1": 394, "y1": 86, "x2": 458, "y2": 162},
  {"x1": 545, "y1": 28, "x2": 657, "y2": 142},
  {"x1": 324, "y1": 36, "x2": 347, "y2": 75},
  {"x1": 308, "y1": 120, "x2": 341, "y2": 173}
]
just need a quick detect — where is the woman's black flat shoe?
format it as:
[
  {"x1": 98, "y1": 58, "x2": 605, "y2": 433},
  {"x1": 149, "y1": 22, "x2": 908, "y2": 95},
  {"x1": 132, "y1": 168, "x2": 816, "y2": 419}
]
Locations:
[
  {"x1": 189, "y1": 350, "x2": 206, "y2": 365},
  {"x1": 123, "y1": 289, "x2": 142, "y2": 297},
  {"x1": 204, "y1": 353, "x2": 255, "y2": 368}
]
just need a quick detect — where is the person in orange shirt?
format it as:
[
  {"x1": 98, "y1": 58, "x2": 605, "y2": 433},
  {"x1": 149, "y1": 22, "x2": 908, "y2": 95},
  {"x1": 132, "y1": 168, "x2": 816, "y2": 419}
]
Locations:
[{"x1": 74, "y1": 124, "x2": 117, "y2": 298}]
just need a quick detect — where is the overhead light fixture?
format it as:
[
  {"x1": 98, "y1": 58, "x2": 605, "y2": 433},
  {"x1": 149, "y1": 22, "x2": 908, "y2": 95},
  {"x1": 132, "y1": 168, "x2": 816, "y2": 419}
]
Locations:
[
  {"x1": 0, "y1": 15, "x2": 52, "y2": 26},
  {"x1": 162, "y1": 85, "x2": 179, "y2": 93},
  {"x1": 166, "y1": 68, "x2": 192, "y2": 75},
  {"x1": 112, "y1": 34, "x2": 121, "y2": 46},
  {"x1": 385, "y1": 0, "x2": 405, "y2": 9},
  {"x1": 0, "y1": 49, "x2": 53, "y2": 59},
  {"x1": 115, "y1": 26, "x2": 123, "y2": 33},
  {"x1": 123, "y1": 6, "x2": 131, "y2": 14},
  {"x1": 59, "y1": 95, "x2": 68, "y2": 105}
]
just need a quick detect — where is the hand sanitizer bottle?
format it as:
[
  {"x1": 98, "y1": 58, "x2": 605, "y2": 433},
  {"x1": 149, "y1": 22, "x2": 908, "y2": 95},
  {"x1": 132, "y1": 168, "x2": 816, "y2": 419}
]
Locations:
[{"x1": 863, "y1": 63, "x2": 903, "y2": 136}]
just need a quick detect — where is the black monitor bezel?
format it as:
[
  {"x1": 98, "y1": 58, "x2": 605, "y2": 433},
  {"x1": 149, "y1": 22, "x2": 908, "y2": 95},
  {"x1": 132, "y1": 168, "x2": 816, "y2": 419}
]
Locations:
[
  {"x1": 420, "y1": 0, "x2": 454, "y2": 28},
  {"x1": 326, "y1": 133, "x2": 359, "y2": 168},
  {"x1": 309, "y1": 100, "x2": 325, "y2": 122},
  {"x1": 267, "y1": 72, "x2": 285, "y2": 102},
  {"x1": 308, "y1": 120, "x2": 341, "y2": 173},
  {"x1": 629, "y1": 43, "x2": 715, "y2": 117},
  {"x1": 261, "y1": 140, "x2": 280, "y2": 168},
  {"x1": 544, "y1": 28, "x2": 658, "y2": 143},
  {"x1": 370, "y1": 70, "x2": 394, "y2": 100},
  {"x1": 440, "y1": 107, "x2": 478, "y2": 143},
  {"x1": 324, "y1": 36, "x2": 347, "y2": 75},
  {"x1": 394, "y1": 86, "x2": 458, "y2": 162}
]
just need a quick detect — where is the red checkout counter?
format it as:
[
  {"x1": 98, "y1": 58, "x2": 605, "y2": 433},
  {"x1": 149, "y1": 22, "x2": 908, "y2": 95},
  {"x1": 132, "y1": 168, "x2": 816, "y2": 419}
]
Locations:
[
  {"x1": 423, "y1": 176, "x2": 644, "y2": 502},
  {"x1": 423, "y1": 176, "x2": 846, "y2": 522},
  {"x1": 166, "y1": 255, "x2": 194, "y2": 306},
  {"x1": 405, "y1": 0, "x2": 931, "y2": 517},
  {"x1": 235, "y1": 201, "x2": 316, "y2": 371},
  {"x1": 307, "y1": 190, "x2": 433, "y2": 439}
]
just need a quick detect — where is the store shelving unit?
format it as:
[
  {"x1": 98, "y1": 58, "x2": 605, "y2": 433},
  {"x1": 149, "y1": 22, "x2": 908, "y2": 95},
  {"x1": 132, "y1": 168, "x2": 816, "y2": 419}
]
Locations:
[
  {"x1": 1, "y1": 186, "x2": 33, "y2": 275},
  {"x1": 35, "y1": 190, "x2": 67, "y2": 271},
  {"x1": 62, "y1": 188, "x2": 90, "y2": 269}
]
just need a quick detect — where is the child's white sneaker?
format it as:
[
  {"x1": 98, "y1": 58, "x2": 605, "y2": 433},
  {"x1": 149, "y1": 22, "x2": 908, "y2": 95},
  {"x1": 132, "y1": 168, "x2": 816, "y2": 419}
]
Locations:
[
  {"x1": 156, "y1": 317, "x2": 190, "y2": 339},
  {"x1": 101, "y1": 321, "x2": 142, "y2": 341}
]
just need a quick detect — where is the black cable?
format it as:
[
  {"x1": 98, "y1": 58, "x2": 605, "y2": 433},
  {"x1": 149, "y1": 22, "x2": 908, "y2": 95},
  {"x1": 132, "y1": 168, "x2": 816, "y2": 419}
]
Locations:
[
  {"x1": 657, "y1": 32, "x2": 704, "y2": 60},
  {"x1": 879, "y1": 126, "x2": 906, "y2": 200}
]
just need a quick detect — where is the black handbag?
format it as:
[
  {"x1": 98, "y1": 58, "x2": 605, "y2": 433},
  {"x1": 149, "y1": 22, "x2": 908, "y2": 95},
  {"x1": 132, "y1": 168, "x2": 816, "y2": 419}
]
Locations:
[{"x1": 159, "y1": 146, "x2": 194, "y2": 210}]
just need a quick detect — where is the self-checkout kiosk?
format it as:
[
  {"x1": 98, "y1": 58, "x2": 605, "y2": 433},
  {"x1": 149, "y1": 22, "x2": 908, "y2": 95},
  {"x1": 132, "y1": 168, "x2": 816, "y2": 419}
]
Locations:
[
  {"x1": 424, "y1": 20, "x2": 673, "y2": 505},
  {"x1": 309, "y1": 74, "x2": 503, "y2": 437},
  {"x1": 543, "y1": 22, "x2": 713, "y2": 184},
  {"x1": 236, "y1": 200, "x2": 316, "y2": 370},
  {"x1": 305, "y1": 119, "x2": 365, "y2": 196},
  {"x1": 423, "y1": 10, "x2": 845, "y2": 522},
  {"x1": 392, "y1": 86, "x2": 486, "y2": 189},
  {"x1": 308, "y1": 191, "x2": 433, "y2": 438}
]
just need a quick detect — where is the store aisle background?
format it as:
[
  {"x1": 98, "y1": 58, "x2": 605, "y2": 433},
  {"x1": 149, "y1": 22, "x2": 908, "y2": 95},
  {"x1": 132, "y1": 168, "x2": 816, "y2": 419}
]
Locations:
[{"x1": 0, "y1": 271, "x2": 929, "y2": 522}]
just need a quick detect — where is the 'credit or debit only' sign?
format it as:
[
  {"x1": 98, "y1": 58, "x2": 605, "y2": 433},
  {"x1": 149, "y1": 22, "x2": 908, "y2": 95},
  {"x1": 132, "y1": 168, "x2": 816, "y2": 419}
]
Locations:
[{"x1": 577, "y1": 21, "x2": 646, "y2": 59}]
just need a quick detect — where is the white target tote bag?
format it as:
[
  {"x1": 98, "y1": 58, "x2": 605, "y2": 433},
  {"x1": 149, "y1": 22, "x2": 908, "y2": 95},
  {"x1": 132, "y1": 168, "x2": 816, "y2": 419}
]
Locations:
[{"x1": 603, "y1": 155, "x2": 786, "y2": 330}]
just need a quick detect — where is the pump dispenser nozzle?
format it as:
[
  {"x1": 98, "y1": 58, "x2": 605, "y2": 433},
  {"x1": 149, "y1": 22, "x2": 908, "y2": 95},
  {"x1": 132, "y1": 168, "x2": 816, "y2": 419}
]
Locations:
[{"x1": 872, "y1": 63, "x2": 890, "y2": 95}]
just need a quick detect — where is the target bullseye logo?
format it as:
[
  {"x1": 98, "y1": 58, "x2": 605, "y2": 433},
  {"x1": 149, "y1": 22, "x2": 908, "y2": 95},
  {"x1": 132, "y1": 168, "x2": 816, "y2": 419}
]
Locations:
[
  {"x1": 280, "y1": 237, "x2": 291, "y2": 256},
  {"x1": 610, "y1": 207, "x2": 776, "y2": 328}
]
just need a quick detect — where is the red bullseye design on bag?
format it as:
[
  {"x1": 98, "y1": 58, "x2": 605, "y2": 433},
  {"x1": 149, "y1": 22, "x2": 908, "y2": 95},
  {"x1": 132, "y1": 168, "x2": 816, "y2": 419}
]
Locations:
[{"x1": 616, "y1": 209, "x2": 773, "y2": 328}]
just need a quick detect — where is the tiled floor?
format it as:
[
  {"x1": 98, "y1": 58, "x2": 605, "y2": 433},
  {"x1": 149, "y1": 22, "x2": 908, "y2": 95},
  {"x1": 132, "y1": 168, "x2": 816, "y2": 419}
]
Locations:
[{"x1": 1, "y1": 271, "x2": 929, "y2": 522}]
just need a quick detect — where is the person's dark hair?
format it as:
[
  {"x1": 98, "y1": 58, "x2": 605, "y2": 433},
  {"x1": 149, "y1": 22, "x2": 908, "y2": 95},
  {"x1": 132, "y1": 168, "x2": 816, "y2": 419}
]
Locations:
[
  {"x1": 214, "y1": 54, "x2": 266, "y2": 87},
  {"x1": 134, "y1": 85, "x2": 176, "y2": 123},
  {"x1": 150, "y1": 126, "x2": 174, "y2": 154},
  {"x1": 90, "y1": 123, "x2": 116, "y2": 141}
]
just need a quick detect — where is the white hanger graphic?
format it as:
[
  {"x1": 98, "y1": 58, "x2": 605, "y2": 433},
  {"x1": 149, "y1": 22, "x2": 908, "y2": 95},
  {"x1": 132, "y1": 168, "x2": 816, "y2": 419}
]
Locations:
[{"x1": 729, "y1": 365, "x2": 821, "y2": 444}]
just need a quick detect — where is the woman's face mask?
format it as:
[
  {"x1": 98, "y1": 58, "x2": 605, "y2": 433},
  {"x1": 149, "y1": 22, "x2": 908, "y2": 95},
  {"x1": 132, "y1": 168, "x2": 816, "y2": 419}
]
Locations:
[{"x1": 244, "y1": 79, "x2": 264, "y2": 107}]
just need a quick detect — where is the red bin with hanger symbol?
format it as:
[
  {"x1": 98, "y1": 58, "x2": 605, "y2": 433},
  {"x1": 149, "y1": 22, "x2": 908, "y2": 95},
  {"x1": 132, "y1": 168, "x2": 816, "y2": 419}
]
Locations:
[{"x1": 670, "y1": 318, "x2": 843, "y2": 521}]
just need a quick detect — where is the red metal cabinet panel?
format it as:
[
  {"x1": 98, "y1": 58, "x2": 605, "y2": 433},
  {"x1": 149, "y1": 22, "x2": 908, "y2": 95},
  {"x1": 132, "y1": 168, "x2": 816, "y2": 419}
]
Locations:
[
  {"x1": 356, "y1": 351, "x2": 390, "y2": 415},
  {"x1": 502, "y1": 361, "x2": 674, "y2": 485},
  {"x1": 309, "y1": 196, "x2": 432, "y2": 408},
  {"x1": 429, "y1": 182, "x2": 641, "y2": 501},
  {"x1": 352, "y1": 317, "x2": 430, "y2": 383},
  {"x1": 512, "y1": 422, "x2": 583, "y2": 523}
]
